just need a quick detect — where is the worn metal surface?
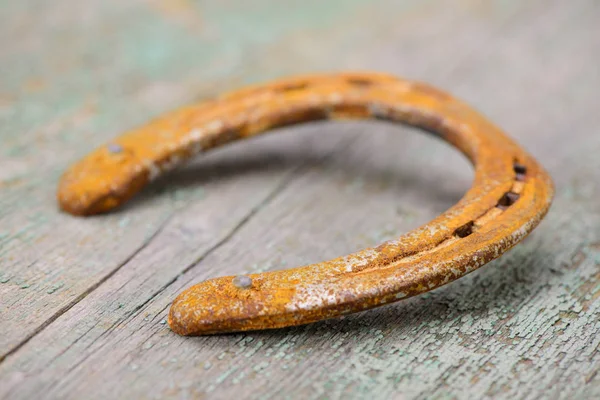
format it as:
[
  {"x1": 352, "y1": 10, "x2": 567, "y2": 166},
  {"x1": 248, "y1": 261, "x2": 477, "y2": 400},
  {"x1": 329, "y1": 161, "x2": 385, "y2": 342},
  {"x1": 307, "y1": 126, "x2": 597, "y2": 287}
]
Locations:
[
  {"x1": 1, "y1": 0, "x2": 599, "y2": 399},
  {"x1": 59, "y1": 73, "x2": 553, "y2": 334}
]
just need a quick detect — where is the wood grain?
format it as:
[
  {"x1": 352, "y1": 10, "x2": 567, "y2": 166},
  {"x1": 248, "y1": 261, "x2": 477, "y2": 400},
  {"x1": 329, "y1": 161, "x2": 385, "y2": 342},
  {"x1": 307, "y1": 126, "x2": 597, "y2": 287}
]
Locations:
[{"x1": 1, "y1": 0, "x2": 599, "y2": 399}]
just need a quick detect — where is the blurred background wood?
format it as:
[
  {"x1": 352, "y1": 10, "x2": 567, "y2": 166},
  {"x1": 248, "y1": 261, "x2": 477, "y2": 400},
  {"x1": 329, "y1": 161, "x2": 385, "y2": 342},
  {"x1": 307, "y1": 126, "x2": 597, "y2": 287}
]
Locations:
[{"x1": 1, "y1": 0, "x2": 599, "y2": 399}]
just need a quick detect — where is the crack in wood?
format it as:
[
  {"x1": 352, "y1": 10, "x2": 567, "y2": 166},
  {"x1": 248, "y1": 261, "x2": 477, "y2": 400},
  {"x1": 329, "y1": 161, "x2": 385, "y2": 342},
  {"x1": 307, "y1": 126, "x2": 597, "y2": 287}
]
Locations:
[{"x1": 0, "y1": 211, "x2": 176, "y2": 363}]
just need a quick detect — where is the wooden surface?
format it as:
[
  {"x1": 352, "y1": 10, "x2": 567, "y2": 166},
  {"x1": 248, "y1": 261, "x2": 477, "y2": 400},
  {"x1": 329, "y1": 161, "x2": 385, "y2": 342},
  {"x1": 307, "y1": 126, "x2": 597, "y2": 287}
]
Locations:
[{"x1": 1, "y1": 0, "x2": 599, "y2": 399}]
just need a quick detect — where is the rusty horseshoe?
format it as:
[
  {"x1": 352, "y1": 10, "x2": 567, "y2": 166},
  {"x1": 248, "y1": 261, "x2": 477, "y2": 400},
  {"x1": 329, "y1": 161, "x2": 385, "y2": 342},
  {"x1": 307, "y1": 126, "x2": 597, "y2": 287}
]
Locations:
[{"x1": 57, "y1": 72, "x2": 554, "y2": 335}]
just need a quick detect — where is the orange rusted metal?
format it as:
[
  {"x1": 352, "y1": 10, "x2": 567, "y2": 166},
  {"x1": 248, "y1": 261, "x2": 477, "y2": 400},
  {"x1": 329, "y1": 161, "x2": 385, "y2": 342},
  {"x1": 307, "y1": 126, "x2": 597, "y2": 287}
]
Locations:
[{"x1": 57, "y1": 72, "x2": 554, "y2": 335}]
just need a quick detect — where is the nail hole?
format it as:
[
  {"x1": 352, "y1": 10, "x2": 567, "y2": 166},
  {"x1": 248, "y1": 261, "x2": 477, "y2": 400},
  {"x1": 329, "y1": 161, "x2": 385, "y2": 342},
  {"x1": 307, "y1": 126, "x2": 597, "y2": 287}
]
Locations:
[
  {"x1": 280, "y1": 82, "x2": 308, "y2": 92},
  {"x1": 497, "y1": 192, "x2": 520, "y2": 209},
  {"x1": 267, "y1": 107, "x2": 329, "y2": 130},
  {"x1": 347, "y1": 77, "x2": 372, "y2": 87},
  {"x1": 454, "y1": 221, "x2": 474, "y2": 238},
  {"x1": 513, "y1": 163, "x2": 527, "y2": 175},
  {"x1": 513, "y1": 162, "x2": 527, "y2": 181}
]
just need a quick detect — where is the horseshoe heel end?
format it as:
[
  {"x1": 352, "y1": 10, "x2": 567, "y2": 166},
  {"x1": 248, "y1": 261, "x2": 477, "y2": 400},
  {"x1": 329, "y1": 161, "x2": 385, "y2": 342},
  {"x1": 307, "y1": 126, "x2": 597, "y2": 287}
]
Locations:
[
  {"x1": 167, "y1": 275, "x2": 285, "y2": 335},
  {"x1": 167, "y1": 279, "x2": 236, "y2": 336},
  {"x1": 57, "y1": 147, "x2": 150, "y2": 215}
]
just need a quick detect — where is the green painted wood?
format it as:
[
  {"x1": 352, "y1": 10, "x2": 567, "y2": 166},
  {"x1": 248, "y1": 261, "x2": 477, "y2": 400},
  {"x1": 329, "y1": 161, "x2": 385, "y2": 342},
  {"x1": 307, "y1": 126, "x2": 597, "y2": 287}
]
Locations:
[{"x1": 1, "y1": 0, "x2": 599, "y2": 399}]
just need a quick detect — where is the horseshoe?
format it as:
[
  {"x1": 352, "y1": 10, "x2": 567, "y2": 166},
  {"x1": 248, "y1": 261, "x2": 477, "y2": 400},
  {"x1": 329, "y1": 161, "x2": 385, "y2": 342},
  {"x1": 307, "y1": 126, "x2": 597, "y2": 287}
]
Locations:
[{"x1": 57, "y1": 72, "x2": 554, "y2": 335}]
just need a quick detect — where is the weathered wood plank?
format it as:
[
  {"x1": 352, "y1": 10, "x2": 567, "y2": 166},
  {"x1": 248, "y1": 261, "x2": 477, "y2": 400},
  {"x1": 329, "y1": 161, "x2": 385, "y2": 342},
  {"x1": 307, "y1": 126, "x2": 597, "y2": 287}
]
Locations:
[
  {"x1": 1, "y1": 0, "x2": 599, "y2": 399},
  {"x1": 0, "y1": 0, "x2": 372, "y2": 358}
]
